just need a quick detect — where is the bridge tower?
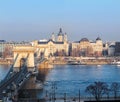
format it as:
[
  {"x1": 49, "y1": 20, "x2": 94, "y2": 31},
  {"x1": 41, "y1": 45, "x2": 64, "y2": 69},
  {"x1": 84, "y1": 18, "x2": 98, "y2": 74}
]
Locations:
[{"x1": 13, "y1": 46, "x2": 35, "y2": 72}]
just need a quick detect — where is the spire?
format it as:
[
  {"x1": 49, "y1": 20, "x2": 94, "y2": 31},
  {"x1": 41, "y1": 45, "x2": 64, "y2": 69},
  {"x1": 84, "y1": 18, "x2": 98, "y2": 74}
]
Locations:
[
  {"x1": 64, "y1": 32, "x2": 68, "y2": 42},
  {"x1": 51, "y1": 32, "x2": 55, "y2": 41},
  {"x1": 96, "y1": 37, "x2": 101, "y2": 41},
  {"x1": 59, "y1": 28, "x2": 62, "y2": 33},
  {"x1": 58, "y1": 28, "x2": 63, "y2": 36},
  {"x1": 57, "y1": 28, "x2": 63, "y2": 42}
]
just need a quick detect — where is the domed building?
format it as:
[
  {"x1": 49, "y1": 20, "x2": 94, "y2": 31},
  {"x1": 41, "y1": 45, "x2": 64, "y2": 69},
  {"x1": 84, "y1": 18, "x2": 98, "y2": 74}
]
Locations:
[
  {"x1": 79, "y1": 38, "x2": 90, "y2": 49},
  {"x1": 80, "y1": 38, "x2": 89, "y2": 42},
  {"x1": 90, "y1": 37, "x2": 103, "y2": 56},
  {"x1": 71, "y1": 37, "x2": 92, "y2": 56},
  {"x1": 71, "y1": 37, "x2": 103, "y2": 57},
  {"x1": 32, "y1": 28, "x2": 69, "y2": 58},
  {"x1": 79, "y1": 38, "x2": 93, "y2": 56}
]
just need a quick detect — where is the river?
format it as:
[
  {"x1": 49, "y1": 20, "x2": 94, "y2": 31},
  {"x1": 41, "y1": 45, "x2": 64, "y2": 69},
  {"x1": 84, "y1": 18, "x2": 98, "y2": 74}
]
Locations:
[
  {"x1": 0, "y1": 64, "x2": 10, "y2": 81},
  {"x1": 41, "y1": 65, "x2": 120, "y2": 98},
  {"x1": 1, "y1": 64, "x2": 120, "y2": 98}
]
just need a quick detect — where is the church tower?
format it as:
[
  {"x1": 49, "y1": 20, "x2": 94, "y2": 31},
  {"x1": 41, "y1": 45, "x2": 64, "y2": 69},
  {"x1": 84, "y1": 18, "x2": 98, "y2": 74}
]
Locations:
[
  {"x1": 57, "y1": 28, "x2": 64, "y2": 42},
  {"x1": 51, "y1": 32, "x2": 55, "y2": 41},
  {"x1": 64, "y1": 33, "x2": 68, "y2": 42}
]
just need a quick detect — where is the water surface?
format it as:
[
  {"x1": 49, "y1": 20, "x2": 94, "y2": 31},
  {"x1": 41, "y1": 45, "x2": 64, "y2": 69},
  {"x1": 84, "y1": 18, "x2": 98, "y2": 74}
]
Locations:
[
  {"x1": 42, "y1": 65, "x2": 120, "y2": 98},
  {"x1": 0, "y1": 64, "x2": 10, "y2": 81},
  {"x1": 1, "y1": 64, "x2": 120, "y2": 98}
]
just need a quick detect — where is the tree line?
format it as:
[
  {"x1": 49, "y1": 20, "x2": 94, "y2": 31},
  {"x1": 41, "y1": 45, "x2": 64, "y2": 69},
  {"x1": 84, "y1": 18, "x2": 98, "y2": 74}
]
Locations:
[{"x1": 85, "y1": 81, "x2": 120, "y2": 101}]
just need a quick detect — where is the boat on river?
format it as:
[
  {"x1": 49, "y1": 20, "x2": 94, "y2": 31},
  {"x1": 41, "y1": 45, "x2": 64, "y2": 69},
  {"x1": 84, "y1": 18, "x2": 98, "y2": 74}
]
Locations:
[
  {"x1": 67, "y1": 60, "x2": 85, "y2": 65},
  {"x1": 116, "y1": 62, "x2": 120, "y2": 66},
  {"x1": 96, "y1": 65, "x2": 101, "y2": 67},
  {"x1": 111, "y1": 60, "x2": 120, "y2": 66}
]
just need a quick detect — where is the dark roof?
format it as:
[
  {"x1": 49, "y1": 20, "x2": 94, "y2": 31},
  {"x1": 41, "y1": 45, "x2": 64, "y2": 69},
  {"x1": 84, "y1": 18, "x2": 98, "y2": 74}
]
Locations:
[
  {"x1": 55, "y1": 42, "x2": 64, "y2": 44},
  {"x1": 109, "y1": 45, "x2": 115, "y2": 48},
  {"x1": 38, "y1": 39, "x2": 64, "y2": 44},
  {"x1": 80, "y1": 38, "x2": 89, "y2": 42},
  {"x1": 96, "y1": 37, "x2": 101, "y2": 40},
  {"x1": 0, "y1": 40, "x2": 6, "y2": 42},
  {"x1": 38, "y1": 41, "x2": 48, "y2": 44}
]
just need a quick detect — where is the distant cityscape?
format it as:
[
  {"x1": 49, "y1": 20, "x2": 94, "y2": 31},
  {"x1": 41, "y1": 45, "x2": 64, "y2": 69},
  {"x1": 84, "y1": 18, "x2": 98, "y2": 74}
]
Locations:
[
  {"x1": 0, "y1": 28, "x2": 120, "y2": 59},
  {"x1": 1, "y1": 1, "x2": 120, "y2": 101}
]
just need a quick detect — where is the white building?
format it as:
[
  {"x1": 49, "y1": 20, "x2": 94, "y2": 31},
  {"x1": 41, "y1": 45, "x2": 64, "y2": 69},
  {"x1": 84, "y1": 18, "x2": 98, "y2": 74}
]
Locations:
[
  {"x1": 108, "y1": 45, "x2": 115, "y2": 56},
  {"x1": 32, "y1": 28, "x2": 69, "y2": 58}
]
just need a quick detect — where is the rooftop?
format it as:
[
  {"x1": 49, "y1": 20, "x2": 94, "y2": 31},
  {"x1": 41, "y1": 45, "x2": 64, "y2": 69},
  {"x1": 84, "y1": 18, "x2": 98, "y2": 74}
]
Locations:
[
  {"x1": 96, "y1": 37, "x2": 101, "y2": 41},
  {"x1": 80, "y1": 38, "x2": 89, "y2": 42}
]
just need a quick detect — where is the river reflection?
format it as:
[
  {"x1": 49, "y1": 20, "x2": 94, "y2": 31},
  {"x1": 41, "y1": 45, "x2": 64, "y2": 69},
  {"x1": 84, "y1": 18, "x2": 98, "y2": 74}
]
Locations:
[
  {"x1": 40, "y1": 65, "x2": 120, "y2": 98},
  {"x1": 0, "y1": 64, "x2": 10, "y2": 81}
]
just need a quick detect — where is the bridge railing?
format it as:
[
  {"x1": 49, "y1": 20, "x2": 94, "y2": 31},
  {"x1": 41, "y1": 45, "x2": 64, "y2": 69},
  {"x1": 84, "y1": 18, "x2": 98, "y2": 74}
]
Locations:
[
  {"x1": 0, "y1": 53, "x2": 32, "y2": 99},
  {"x1": 17, "y1": 72, "x2": 31, "y2": 91},
  {"x1": 0, "y1": 54, "x2": 19, "y2": 85},
  {"x1": 15, "y1": 54, "x2": 29, "y2": 85},
  {"x1": 15, "y1": 65, "x2": 27, "y2": 85}
]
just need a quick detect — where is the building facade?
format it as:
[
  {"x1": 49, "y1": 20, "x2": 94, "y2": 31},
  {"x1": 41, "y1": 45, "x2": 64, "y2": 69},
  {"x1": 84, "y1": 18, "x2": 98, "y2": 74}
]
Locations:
[
  {"x1": 0, "y1": 40, "x2": 31, "y2": 58},
  {"x1": 115, "y1": 42, "x2": 120, "y2": 56},
  {"x1": 71, "y1": 37, "x2": 103, "y2": 57},
  {"x1": 108, "y1": 45, "x2": 115, "y2": 56},
  {"x1": 32, "y1": 28, "x2": 69, "y2": 58}
]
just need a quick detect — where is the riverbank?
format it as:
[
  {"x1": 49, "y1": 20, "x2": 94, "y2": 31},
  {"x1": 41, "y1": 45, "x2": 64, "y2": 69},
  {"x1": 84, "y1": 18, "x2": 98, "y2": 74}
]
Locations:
[
  {"x1": 0, "y1": 60, "x2": 12, "y2": 65},
  {"x1": 49, "y1": 56, "x2": 112, "y2": 65}
]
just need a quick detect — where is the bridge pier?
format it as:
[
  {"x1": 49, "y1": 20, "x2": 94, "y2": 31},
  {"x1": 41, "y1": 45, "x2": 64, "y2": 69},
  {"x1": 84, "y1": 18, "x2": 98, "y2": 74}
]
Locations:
[{"x1": 13, "y1": 46, "x2": 35, "y2": 72}]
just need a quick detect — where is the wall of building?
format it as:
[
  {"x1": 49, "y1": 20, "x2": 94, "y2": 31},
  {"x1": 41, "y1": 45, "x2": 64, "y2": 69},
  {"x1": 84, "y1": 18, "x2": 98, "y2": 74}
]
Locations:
[
  {"x1": 115, "y1": 42, "x2": 120, "y2": 56},
  {"x1": 32, "y1": 28, "x2": 69, "y2": 58},
  {"x1": 108, "y1": 47, "x2": 115, "y2": 56},
  {"x1": 71, "y1": 38, "x2": 103, "y2": 57}
]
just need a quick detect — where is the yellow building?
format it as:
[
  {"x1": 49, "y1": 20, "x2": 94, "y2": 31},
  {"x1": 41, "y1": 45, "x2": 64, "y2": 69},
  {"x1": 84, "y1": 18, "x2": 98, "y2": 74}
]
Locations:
[
  {"x1": 32, "y1": 28, "x2": 69, "y2": 58},
  {"x1": 91, "y1": 37, "x2": 103, "y2": 56},
  {"x1": 71, "y1": 37, "x2": 103, "y2": 57}
]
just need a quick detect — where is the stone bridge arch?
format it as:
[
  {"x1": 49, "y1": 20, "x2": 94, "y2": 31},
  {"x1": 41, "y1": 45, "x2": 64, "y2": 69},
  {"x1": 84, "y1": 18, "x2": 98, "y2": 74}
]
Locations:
[{"x1": 13, "y1": 46, "x2": 35, "y2": 71}]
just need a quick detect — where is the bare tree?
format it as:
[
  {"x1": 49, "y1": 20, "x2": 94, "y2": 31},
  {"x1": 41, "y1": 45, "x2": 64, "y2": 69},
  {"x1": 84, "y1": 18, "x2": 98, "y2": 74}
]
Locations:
[
  {"x1": 3, "y1": 46, "x2": 13, "y2": 58},
  {"x1": 111, "y1": 82, "x2": 120, "y2": 99},
  {"x1": 85, "y1": 81, "x2": 108, "y2": 101}
]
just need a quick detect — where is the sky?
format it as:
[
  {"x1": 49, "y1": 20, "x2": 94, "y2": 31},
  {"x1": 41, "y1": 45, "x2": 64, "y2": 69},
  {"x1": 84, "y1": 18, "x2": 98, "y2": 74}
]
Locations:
[{"x1": 0, "y1": 0, "x2": 120, "y2": 42}]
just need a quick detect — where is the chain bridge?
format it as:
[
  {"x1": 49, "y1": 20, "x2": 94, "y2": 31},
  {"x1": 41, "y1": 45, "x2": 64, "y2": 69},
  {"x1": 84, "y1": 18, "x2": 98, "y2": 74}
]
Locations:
[{"x1": 0, "y1": 46, "x2": 47, "y2": 101}]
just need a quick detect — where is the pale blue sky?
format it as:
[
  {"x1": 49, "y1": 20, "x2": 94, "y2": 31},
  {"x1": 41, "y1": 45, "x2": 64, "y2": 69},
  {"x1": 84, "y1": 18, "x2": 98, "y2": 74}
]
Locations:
[{"x1": 0, "y1": 0, "x2": 120, "y2": 41}]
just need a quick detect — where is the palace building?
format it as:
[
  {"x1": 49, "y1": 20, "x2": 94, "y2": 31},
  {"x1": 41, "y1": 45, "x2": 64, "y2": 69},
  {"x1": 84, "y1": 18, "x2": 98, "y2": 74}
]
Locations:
[
  {"x1": 32, "y1": 29, "x2": 103, "y2": 57},
  {"x1": 71, "y1": 37, "x2": 103, "y2": 57},
  {"x1": 31, "y1": 28, "x2": 69, "y2": 58}
]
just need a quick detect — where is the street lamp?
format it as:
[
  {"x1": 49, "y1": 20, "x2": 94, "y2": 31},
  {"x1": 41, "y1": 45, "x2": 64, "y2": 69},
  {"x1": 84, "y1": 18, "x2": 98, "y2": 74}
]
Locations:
[
  {"x1": 45, "y1": 90, "x2": 48, "y2": 97},
  {"x1": 51, "y1": 81, "x2": 57, "y2": 102},
  {"x1": 49, "y1": 92, "x2": 52, "y2": 101},
  {"x1": 79, "y1": 89, "x2": 80, "y2": 102},
  {"x1": 2, "y1": 90, "x2": 6, "y2": 102},
  {"x1": 64, "y1": 93, "x2": 66, "y2": 102},
  {"x1": 10, "y1": 86, "x2": 15, "y2": 98}
]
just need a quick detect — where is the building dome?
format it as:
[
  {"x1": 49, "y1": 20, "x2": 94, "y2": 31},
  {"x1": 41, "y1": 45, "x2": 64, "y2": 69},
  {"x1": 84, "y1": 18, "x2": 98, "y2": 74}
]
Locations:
[
  {"x1": 80, "y1": 38, "x2": 89, "y2": 42},
  {"x1": 96, "y1": 37, "x2": 101, "y2": 41}
]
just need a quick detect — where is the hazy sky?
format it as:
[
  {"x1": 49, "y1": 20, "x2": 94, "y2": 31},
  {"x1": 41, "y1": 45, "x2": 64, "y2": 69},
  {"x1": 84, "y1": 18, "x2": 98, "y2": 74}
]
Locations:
[{"x1": 0, "y1": 0, "x2": 120, "y2": 42}]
